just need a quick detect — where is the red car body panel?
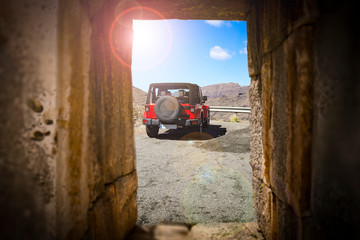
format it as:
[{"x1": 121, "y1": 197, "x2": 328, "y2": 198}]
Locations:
[{"x1": 144, "y1": 103, "x2": 208, "y2": 121}]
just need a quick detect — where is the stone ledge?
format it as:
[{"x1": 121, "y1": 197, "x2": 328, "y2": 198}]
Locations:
[{"x1": 127, "y1": 222, "x2": 264, "y2": 240}]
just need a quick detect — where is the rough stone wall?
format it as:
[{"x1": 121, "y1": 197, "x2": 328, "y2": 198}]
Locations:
[
  {"x1": 248, "y1": 0, "x2": 360, "y2": 239},
  {"x1": 56, "y1": 1, "x2": 91, "y2": 238},
  {"x1": 0, "y1": 0, "x2": 58, "y2": 238},
  {"x1": 1, "y1": 0, "x2": 138, "y2": 239},
  {"x1": 56, "y1": 0, "x2": 137, "y2": 239},
  {"x1": 2, "y1": 0, "x2": 359, "y2": 239},
  {"x1": 0, "y1": 0, "x2": 250, "y2": 239},
  {"x1": 55, "y1": 0, "x2": 248, "y2": 238},
  {"x1": 248, "y1": 0, "x2": 318, "y2": 238},
  {"x1": 136, "y1": 0, "x2": 249, "y2": 20}
]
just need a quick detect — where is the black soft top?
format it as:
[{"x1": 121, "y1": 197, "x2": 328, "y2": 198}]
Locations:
[
  {"x1": 146, "y1": 82, "x2": 200, "y2": 105},
  {"x1": 148, "y1": 82, "x2": 199, "y2": 89}
]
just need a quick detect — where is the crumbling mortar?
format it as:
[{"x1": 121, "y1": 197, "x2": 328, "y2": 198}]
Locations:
[
  {"x1": 261, "y1": 23, "x2": 316, "y2": 58},
  {"x1": 104, "y1": 169, "x2": 137, "y2": 187},
  {"x1": 254, "y1": 175, "x2": 270, "y2": 189},
  {"x1": 88, "y1": 169, "x2": 137, "y2": 210}
]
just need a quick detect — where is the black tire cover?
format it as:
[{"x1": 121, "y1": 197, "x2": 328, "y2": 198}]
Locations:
[{"x1": 154, "y1": 96, "x2": 181, "y2": 123}]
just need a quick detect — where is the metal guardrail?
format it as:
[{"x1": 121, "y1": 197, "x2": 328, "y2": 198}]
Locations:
[{"x1": 209, "y1": 106, "x2": 251, "y2": 113}]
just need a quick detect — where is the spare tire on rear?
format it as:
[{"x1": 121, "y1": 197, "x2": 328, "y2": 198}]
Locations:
[{"x1": 155, "y1": 96, "x2": 181, "y2": 123}]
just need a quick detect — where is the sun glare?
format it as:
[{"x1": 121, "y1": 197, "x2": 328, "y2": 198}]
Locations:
[
  {"x1": 133, "y1": 22, "x2": 156, "y2": 48},
  {"x1": 132, "y1": 20, "x2": 172, "y2": 69}
]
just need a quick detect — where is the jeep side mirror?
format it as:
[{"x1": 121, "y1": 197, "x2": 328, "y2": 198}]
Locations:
[{"x1": 202, "y1": 96, "x2": 207, "y2": 102}]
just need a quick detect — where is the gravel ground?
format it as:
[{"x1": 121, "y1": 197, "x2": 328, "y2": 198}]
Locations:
[{"x1": 134, "y1": 121, "x2": 255, "y2": 225}]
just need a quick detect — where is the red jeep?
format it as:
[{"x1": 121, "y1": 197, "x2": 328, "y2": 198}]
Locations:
[{"x1": 143, "y1": 83, "x2": 210, "y2": 137}]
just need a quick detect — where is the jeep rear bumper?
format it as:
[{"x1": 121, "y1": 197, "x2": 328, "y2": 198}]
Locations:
[
  {"x1": 142, "y1": 118, "x2": 160, "y2": 126},
  {"x1": 142, "y1": 118, "x2": 200, "y2": 126}
]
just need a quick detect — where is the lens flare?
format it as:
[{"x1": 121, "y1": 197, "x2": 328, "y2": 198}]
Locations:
[
  {"x1": 171, "y1": 132, "x2": 222, "y2": 178},
  {"x1": 183, "y1": 165, "x2": 254, "y2": 225},
  {"x1": 109, "y1": 6, "x2": 172, "y2": 69}
]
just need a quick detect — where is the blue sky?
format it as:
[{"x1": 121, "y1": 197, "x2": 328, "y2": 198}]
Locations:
[{"x1": 132, "y1": 20, "x2": 249, "y2": 91}]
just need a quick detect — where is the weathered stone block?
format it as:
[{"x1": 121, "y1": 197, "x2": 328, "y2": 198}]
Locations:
[
  {"x1": 191, "y1": 222, "x2": 263, "y2": 240},
  {"x1": 283, "y1": 25, "x2": 314, "y2": 213},
  {"x1": 154, "y1": 224, "x2": 191, "y2": 240},
  {"x1": 276, "y1": 198, "x2": 299, "y2": 240},
  {"x1": 247, "y1": 3, "x2": 263, "y2": 77},
  {"x1": 244, "y1": 222, "x2": 265, "y2": 239},
  {"x1": 260, "y1": 53, "x2": 273, "y2": 186},
  {"x1": 136, "y1": 0, "x2": 249, "y2": 20},
  {"x1": 269, "y1": 42, "x2": 289, "y2": 204},
  {"x1": 88, "y1": 171, "x2": 137, "y2": 240},
  {"x1": 261, "y1": 0, "x2": 288, "y2": 54},
  {"x1": 252, "y1": 176, "x2": 277, "y2": 240},
  {"x1": 249, "y1": 75, "x2": 263, "y2": 180},
  {"x1": 286, "y1": 0, "x2": 319, "y2": 34},
  {"x1": 56, "y1": 1, "x2": 92, "y2": 238},
  {"x1": 87, "y1": 29, "x2": 135, "y2": 202},
  {"x1": 0, "y1": 0, "x2": 58, "y2": 239},
  {"x1": 260, "y1": 0, "x2": 318, "y2": 54}
]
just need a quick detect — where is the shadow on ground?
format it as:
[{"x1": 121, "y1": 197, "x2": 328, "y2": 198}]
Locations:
[{"x1": 155, "y1": 124, "x2": 227, "y2": 141}]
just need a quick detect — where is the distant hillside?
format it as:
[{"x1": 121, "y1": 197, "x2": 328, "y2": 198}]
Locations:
[
  {"x1": 204, "y1": 84, "x2": 249, "y2": 106},
  {"x1": 202, "y1": 82, "x2": 249, "y2": 99},
  {"x1": 132, "y1": 86, "x2": 147, "y2": 105},
  {"x1": 132, "y1": 87, "x2": 147, "y2": 127},
  {"x1": 202, "y1": 82, "x2": 250, "y2": 121}
]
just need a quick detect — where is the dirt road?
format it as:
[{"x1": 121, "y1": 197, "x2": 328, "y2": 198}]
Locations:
[{"x1": 134, "y1": 121, "x2": 255, "y2": 225}]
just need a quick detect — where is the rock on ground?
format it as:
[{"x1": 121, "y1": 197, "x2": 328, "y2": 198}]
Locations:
[{"x1": 127, "y1": 222, "x2": 264, "y2": 240}]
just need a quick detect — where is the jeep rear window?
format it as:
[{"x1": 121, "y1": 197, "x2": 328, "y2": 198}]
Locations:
[
  {"x1": 146, "y1": 83, "x2": 200, "y2": 105},
  {"x1": 149, "y1": 87, "x2": 190, "y2": 104}
]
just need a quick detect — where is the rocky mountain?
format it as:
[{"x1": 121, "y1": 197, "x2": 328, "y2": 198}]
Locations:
[
  {"x1": 132, "y1": 87, "x2": 147, "y2": 126},
  {"x1": 132, "y1": 86, "x2": 147, "y2": 105},
  {"x1": 202, "y1": 83, "x2": 250, "y2": 121},
  {"x1": 202, "y1": 82, "x2": 249, "y2": 99},
  {"x1": 203, "y1": 83, "x2": 249, "y2": 107}
]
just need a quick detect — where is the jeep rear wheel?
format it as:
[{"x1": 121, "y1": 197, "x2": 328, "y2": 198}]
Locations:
[
  {"x1": 154, "y1": 96, "x2": 181, "y2": 123},
  {"x1": 146, "y1": 125, "x2": 159, "y2": 138}
]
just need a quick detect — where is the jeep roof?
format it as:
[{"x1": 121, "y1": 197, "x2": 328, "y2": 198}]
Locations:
[{"x1": 146, "y1": 82, "x2": 201, "y2": 105}]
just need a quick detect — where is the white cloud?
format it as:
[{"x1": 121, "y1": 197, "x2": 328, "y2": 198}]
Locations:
[
  {"x1": 209, "y1": 46, "x2": 232, "y2": 61},
  {"x1": 239, "y1": 41, "x2": 248, "y2": 54},
  {"x1": 239, "y1": 47, "x2": 247, "y2": 54},
  {"x1": 205, "y1": 20, "x2": 232, "y2": 28}
]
